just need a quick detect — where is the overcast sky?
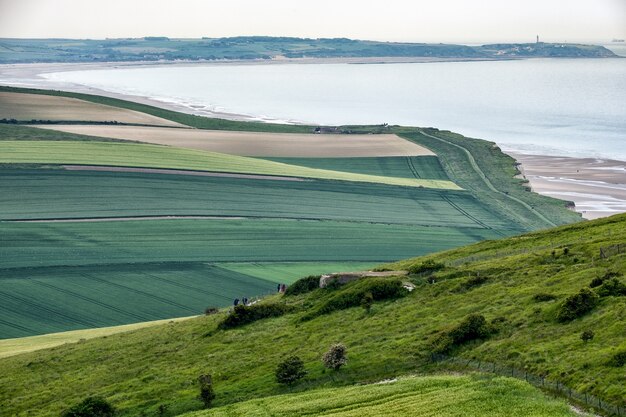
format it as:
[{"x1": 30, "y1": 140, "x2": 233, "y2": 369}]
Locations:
[{"x1": 0, "y1": 0, "x2": 624, "y2": 43}]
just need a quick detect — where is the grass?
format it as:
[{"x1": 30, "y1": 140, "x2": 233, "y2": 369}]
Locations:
[
  {"x1": 0, "y1": 213, "x2": 624, "y2": 417},
  {"x1": 185, "y1": 374, "x2": 578, "y2": 417},
  {"x1": 0, "y1": 140, "x2": 459, "y2": 189}
]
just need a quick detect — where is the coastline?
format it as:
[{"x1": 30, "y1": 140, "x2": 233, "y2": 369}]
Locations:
[
  {"x1": 511, "y1": 153, "x2": 626, "y2": 220},
  {"x1": 1, "y1": 60, "x2": 625, "y2": 220}
]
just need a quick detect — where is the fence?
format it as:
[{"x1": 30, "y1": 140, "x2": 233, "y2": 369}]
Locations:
[
  {"x1": 600, "y1": 244, "x2": 626, "y2": 259},
  {"x1": 430, "y1": 353, "x2": 624, "y2": 416}
]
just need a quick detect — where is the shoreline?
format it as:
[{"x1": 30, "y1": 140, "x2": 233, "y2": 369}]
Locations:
[{"x1": 1, "y1": 60, "x2": 625, "y2": 220}]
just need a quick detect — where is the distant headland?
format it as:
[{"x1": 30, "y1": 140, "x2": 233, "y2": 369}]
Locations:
[{"x1": 0, "y1": 36, "x2": 617, "y2": 63}]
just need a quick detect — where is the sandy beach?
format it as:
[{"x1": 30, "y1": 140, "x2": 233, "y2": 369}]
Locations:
[{"x1": 512, "y1": 153, "x2": 626, "y2": 219}]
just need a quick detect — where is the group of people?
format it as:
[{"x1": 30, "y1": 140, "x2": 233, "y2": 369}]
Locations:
[
  {"x1": 277, "y1": 283, "x2": 287, "y2": 293},
  {"x1": 233, "y1": 296, "x2": 249, "y2": 307}
]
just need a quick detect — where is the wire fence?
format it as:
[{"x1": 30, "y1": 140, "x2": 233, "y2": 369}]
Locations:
[
  {"x1": 600, "y1": 244, "x2": 626, "y2": 260},
  {"x1": 430, "y1": 353, "x2": 624, "y2": 416}
]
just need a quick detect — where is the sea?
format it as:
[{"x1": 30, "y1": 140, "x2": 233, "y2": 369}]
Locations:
[{"x1": 36, "y1": 46, "x2": 626, "y2": 161}]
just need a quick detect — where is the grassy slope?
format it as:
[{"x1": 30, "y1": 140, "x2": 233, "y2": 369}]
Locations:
[
  {"x1": 187, "y1": 375, "x2": 577, "y2": 417},
  {"x1": 0, "y1": 140, "x2": 458, "y2": 189},
  {"x1": 396, "y1": 128, "x2": 582, "y2": 229},
  {"x1": 1, "y1": 214, "x2": 623, "y2": 416}
]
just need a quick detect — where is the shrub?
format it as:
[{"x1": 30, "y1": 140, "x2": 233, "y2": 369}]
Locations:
[
  {"x1": 198, "y1": 374, "x2": 215, "y2": 408},
  {"x1": 218, "y1": 303, "x2": 291, "y2": 329},
  {"x1": 609, "y1": 350, "x2": 626, "y2": 367},
  {"x1": 322, "y1": 343, "x2": 348, "y2": 370},
  {"x1": 361, "y1": 292, "x2": 374, "y2": 313},
  {"x1": 589, "y1": 277, "x2": 605, "y2": 288},
  {"x1": 275, "y1": 355, "x2": 307, "y2": 385},
  {"x1": 204, "y1": 307, "x2": 219, "y2": 315},
  {"x1": 556, "y1": 288, "x2": 599, "y2": 322},
  {"x1": 284, "y1": 275, "x2": 320, "y2": 296},
  {"x1": 457, "y1": 274, "x2": 489, "y2": 292},
  {"x1": 596, "y1": 278, "x2": 626, "y2": 297},
  {"x1": 61, "y1": 397, "x2": 115, "y2": 417},
  {"x1": 580, "y1": 330, "x2": 595, "y2": 343},
  {"x1": 301, "y1": 278, "x2": 407, "y2": 321},
  {"x1": 408, "y1": 259, "x2": 445, "y2": 275},
  {"x1": 533, "y1": 293, "x2": 557, "y2": 302},
  {"x1": 324, "y1": 278, "x2": 343, "y2": 290},
  {"x1": 431, "y1": 314, "x2": 492, "y2": 353}
]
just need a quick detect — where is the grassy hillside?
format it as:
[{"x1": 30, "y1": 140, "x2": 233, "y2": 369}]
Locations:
[
  {"x1": 1, "y1": 213, "x2": 623, "y2": 416},
  {"x1": 186, "y1": 375, "x2": 578, "y2": 417}
]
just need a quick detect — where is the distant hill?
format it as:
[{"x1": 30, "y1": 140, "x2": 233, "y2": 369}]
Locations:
[{"x1": 0, "y1": 36, "x2": 616, "y2": 63}]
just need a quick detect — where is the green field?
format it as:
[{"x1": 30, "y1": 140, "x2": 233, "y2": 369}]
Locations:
[
  {"x1": 267, "y1": 156, "x2": 450, "y2": 180},
  {"x1": 187, "y1": 375, "x2": 578, "y2": 417},
  {"x1": 0, "y1": 214, "x2": 623, "y2": 416},
  {"x1": 0, "y1": 140, "x2": 459, "y2": 189}
]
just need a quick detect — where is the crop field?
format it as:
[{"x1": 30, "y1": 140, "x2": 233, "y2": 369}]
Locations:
[
  {"x1": 0, "y1": 92, "x2": 183, "y2": 126},
  {"x1": 187, "y1": 375, "x2": 577, "y2": 417},
  {"x1": 0, "y1": 140, "x2": 459, "y2": 189},
  {"x1": 0, "y1": 263, "x2": 277, "y2": 338},
  {"x1": 267, "y1": 156, "x2": 450, "y2": 180},
  {"x1": 33, "y1": 125, "x2": 433, "y2": 157},
  {"x1": 0, "y1": 219, "x2": 505, "y2": 270},
  {"x1": 0, "y1": 168, "x2": 514, "y2": 230}
]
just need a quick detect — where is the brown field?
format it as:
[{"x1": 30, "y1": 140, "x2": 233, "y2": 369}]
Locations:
[
  {"x1": 0, "y1": 92, "x2": 183, "y2": 126},
  {"x1": 33, "y1": 124, "x2": 435, "y2": 157}
]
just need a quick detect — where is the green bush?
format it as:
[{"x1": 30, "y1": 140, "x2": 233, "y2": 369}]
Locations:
[
  {"x1": 596, "y1": 278, "x2": 626, "y2": 297},
  {"x1": 556, "y1": 288, "x2": 599, "y2": 322},
  {"x1": 218, "y1": 303, "x2": 292, "y2": 329},
  {"x1": 284, "y1": 275, "x2": 320, "y2": 296},
  {"x1": 430, "y1": 314, "x2": 492, "y2": 353},
  {"x1": 589, "y1": 277, "x2": 605, "y2": 288},
  {"x1": 198, "y1": 374, "x2": 215, "y2": 409},
  {"x1": 609, "y1": 350, "x2": 626, "y2": 367},
  {"x1": 533, "y1": 293, "x2": 557, "y2": 302},
  {"x1": 361, "y1": 292, "x2": 374, "y2": 313},
  {"x1": 204, "y1": 307, "x2": 219, "y2": 315},
  {"x1": 301, "y1": 278, "x2": 407, "y2": 321},
  {"x1": 408, "y1": 259, "x2": 445, "y2": 275},
  {"x1": 322, "y1": 343, "x2": 348, "y2": 371},
  {"x1": 275, "y1": 355, "x2": 307, "y2": 385},
  {"x1": 457, "y1": 274, "x2": 489, "y2": 292},
  {"x1": 580, "y1": 330, "x2": 594, "y2": 343},
  {"x1": 61, "y1": 397, "x2": 115, "y2": 417}
]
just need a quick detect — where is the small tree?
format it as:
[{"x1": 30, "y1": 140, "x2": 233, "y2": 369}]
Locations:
[
  {"x1": 61, "y1": 396, "x2": 115, "y2": 417},
  {"x1": 581, "y1": 329, "x2": 594, "y2": 343},
  {"x1": 361, "y1": 292, "x2": 374, "y2": 313},
  {"x1": 322, "y1": 343, "x2": 348, "y2": 371},
  {"x1": 275, "y1": 355, "x2": 307, "y2": 385},
  {"x1": 198, "y1": 374, "x2": 216, "y2": 408}
]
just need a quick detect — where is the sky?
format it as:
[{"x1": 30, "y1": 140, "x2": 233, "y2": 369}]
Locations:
[{"x1": 0, "y1": 0, "x2": 624, "y2": 43}]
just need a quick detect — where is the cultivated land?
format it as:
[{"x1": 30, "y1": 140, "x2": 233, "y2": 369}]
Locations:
[
  {"x1": 0, "y1": 86, "x2": 583, "y2": 340},
  {"x1": 0, "y1": 140, "x2": 457, "y2": 189},
  {"x1": 0, "y1": 213, "x2": 623, "y2": 417},
  {"x1": 186, "y1": 375, "x2": 579, "y2": 417},
  {"x1": 33, "y1": 125, "x2": 434, "y2": 157},
  {"x1": 0, "y1": 91, "x2": 183, "y2": 126}
]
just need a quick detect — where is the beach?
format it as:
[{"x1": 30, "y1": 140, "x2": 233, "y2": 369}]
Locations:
[
  {"x1": 1, "y1": 60, "x2": 625, "y2": 220},
  {"x1": 512, "y1": 153, "x2": 626, "y2": 220}
]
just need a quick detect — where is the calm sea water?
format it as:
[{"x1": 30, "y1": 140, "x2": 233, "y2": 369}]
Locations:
[{"x1": 43, "y1": 57, "x2": 626, "y2": 160}]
